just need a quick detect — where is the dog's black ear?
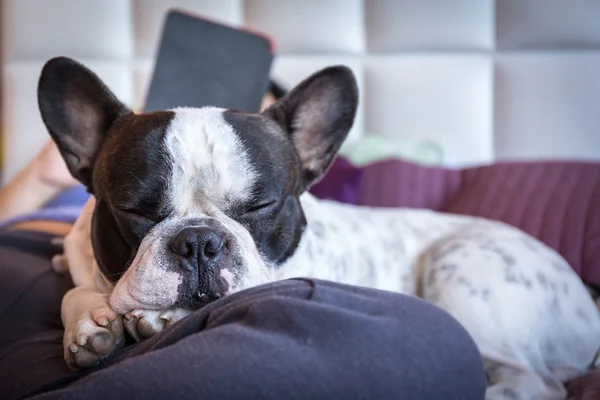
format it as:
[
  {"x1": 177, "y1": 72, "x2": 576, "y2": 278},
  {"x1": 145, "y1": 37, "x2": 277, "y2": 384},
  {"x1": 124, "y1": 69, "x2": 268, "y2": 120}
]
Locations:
[
  {"x1": 37, "y1": 57, "x2": 131, "y2": 189},
  {"x1": 263, "y1": 66, "x2": 358, "y2": 190}
]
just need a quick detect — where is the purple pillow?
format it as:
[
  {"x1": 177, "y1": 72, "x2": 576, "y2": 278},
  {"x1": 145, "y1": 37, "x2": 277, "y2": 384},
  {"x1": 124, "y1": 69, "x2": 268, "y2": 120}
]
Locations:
[
  {"x1": 310, "y1": 157, "x2": 363, "y2": 205},
  {"x1": 311, "y1": 157, "x2": 463, "y2": 210},
  {"x1": 311, "y1": 157, "x2": 600, "y2": 287},
  {"x1": 565, "y1": 370, "x2": 600, "y2": 399}
]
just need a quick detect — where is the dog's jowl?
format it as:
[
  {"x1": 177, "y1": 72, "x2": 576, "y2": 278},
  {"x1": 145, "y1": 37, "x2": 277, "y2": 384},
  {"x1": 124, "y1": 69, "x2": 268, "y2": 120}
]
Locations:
[{"x1": 38, "y1": 56, "x2": 600, "y2": 399}]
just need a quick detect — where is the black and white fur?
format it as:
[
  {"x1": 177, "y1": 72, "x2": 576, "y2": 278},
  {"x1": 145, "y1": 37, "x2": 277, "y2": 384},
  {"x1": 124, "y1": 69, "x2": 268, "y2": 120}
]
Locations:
[{"x1": 38, "y1": 57, "x2": 600, "y2": 400}]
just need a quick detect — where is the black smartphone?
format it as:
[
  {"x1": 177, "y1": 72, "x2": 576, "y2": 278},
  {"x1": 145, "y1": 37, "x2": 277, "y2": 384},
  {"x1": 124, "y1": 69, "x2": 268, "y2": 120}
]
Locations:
[{"x1": 144, "y1": 9, "x2": 275, "y2": 113}]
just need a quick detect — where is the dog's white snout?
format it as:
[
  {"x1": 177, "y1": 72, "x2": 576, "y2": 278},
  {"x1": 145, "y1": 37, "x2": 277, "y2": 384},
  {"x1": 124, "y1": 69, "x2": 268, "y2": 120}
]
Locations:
[
  {"x1": 109, "y1": 283, "x2": 146, "y2": 315},
  {"x1": 109, "y1": 252, "x2": 184, "y2": 315}
]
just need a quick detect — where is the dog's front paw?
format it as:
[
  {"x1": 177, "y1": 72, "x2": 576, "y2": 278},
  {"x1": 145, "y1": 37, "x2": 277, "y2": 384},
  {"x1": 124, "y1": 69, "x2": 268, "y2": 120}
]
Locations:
[
  {"x1": 64, "y1": 305, "x2": 124, "y2": 370},
  {"x1": 123, "y1": 308, "x2": 191, "y2": 342}
]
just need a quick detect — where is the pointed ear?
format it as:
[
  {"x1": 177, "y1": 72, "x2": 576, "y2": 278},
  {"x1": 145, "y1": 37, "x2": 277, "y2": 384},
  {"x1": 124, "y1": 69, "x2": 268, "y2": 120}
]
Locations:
[
  {"x1": 262, "y1": 66, "x2": 358, "y2": 191},
  {"x1": 37, "y1": 57, "x2": 131, "y2": 189}
]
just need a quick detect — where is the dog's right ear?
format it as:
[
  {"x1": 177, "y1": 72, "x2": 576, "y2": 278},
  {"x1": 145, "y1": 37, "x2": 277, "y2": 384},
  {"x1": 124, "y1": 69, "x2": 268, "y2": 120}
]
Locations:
[
  {"x1": 37, "y1": 57, "x2": 131, "y2": 190},
  {"x1": 262, "y1": 66, "x2": 358, "y2": 192}
]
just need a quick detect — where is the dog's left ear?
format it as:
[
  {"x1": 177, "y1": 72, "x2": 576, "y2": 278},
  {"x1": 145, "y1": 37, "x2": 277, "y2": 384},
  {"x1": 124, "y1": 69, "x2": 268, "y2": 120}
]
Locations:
[
  {"x1": 37, "y1": 57, "x2": 132, "y2": 191},
  {"x1": 263, "y1": 66, "x2": 358, "y2": 191}
]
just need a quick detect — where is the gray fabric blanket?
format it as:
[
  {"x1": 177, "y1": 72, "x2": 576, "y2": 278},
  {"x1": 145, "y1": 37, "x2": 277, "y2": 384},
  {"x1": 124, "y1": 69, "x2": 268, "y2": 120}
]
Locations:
[{"x1": 0, "y1": 230, "x2": 486, "y2": 400}]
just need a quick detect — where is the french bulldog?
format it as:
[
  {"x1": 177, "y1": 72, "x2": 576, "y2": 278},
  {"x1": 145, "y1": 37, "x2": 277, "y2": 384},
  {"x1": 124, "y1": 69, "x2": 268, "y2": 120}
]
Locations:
[{"x1": 38, "y1": 57, "x2": 600, "y2": 400}]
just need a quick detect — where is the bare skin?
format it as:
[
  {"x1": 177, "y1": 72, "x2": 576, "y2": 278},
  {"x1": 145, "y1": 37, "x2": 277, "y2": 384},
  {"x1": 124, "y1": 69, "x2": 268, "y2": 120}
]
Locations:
[{"x1": 0, "y1": 140, "x2": 78, "y2": 228}]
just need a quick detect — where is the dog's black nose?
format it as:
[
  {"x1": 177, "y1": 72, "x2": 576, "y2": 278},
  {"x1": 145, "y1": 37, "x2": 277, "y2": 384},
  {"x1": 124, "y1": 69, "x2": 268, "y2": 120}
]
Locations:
[{"x1": 169, "y1": 227, "x2": 225, "y2": 265}]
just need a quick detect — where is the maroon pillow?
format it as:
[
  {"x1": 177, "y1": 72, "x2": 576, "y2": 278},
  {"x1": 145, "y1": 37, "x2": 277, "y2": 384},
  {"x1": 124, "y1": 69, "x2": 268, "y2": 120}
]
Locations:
[
  {"x1": 312, "y1": 158, "x2": 463, "y2": 210},
  {"x1": 311, "y1": 157, "x2": 363, "y2": 205},
  {"x1": 312, "y1": 157, "x2": 600, "y2": 287},
  {"x1": 358, "y1": 159, "x2": 462, "y2": 210},
  {"x1": 565, "y1": 370, "x2": 600, "y2": 399}
]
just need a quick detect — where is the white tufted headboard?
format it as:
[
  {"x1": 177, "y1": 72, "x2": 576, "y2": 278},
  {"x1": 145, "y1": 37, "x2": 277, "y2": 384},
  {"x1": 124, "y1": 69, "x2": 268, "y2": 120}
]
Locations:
[{"x1": 1, "y1": 0, "x2": 600, "y2": 185}]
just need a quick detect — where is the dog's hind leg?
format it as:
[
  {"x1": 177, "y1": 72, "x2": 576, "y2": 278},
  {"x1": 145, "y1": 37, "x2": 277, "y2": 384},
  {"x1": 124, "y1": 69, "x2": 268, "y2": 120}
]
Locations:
[
  {"x1": 419, "y1": 227, "x2": 600, "y2": 399},
  {"x1": 485, "y1": 363, "x2": 565, "y2": 400}
]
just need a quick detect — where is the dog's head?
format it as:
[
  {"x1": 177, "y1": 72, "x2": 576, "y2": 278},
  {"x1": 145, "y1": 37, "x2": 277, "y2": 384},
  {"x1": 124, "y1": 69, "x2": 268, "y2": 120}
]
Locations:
[{"x1": 37, "y1": 57, "x2": 358, "y2": 313}]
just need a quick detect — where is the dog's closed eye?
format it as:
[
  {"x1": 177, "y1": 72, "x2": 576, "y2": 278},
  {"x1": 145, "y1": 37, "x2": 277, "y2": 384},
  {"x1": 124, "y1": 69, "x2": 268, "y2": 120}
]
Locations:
[
  {"x1": 243, "y1": 199, "x2": 278, "y2": 216},
  {"x1": 115, "y1": 208, "x2": 154, "y2": 222}
]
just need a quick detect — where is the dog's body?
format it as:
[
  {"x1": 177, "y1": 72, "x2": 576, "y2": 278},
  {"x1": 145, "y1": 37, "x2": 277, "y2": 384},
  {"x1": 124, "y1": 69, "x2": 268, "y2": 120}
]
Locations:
[{"x1": 38, "y1": 57, "x2": 599, "y2": 400}]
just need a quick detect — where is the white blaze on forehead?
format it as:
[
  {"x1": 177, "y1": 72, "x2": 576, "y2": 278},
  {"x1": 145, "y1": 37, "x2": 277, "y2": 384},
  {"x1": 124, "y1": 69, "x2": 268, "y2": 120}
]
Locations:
[{"x1": 165, "y1": 107, "x2": 257, "y2": 214}]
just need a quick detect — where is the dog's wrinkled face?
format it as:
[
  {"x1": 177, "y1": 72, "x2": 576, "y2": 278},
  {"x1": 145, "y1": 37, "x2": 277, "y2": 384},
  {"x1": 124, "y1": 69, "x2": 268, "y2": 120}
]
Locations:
[
  {"x1": 37, "y1": 57, "x2": 358, "y2": 314},
  {"x1": 92, "y1": 108, "x2": 307, "y2": 312}
]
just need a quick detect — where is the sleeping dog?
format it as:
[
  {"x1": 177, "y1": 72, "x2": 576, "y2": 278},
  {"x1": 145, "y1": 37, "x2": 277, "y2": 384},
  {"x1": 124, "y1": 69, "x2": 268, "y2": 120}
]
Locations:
[{"x1": 38, "y1": 57, "x2": 599, "y2": 399}]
